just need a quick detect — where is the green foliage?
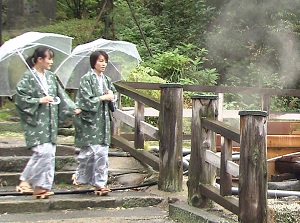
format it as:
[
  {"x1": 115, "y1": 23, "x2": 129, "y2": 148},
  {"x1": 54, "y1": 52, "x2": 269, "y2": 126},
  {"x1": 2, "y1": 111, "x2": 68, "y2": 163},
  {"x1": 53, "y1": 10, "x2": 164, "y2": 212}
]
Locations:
[
  {"x1": 146, "y1": 45, "x2": 219, "y2": 86},
  {"x1": 57, "y1": 0, "x2": 103, "y2": 19},
  {"x1": 33, "y1": 19, "x2": 103, "y2": 47},
  {"x1": 121, "y1": 65, "x2": 165, "y2": 107},
  {"x1": 113, "y1": 0, "x2": 169, "y2": 60},
  {"x1": 159, "y1": 0, "x2": 216, "y2": 47},
  {"x1": 3, "y1": 0, "x2": 300, "y2": 113},
  {"x1": 149, "y1": 50, "x2": 189, "y2": 82}
]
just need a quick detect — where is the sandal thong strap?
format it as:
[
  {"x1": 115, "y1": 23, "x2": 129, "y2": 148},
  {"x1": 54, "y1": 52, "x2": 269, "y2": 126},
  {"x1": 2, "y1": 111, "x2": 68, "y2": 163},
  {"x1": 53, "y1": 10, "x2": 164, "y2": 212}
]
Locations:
[
  {"x1": 95, "y1": 187, "x2": 110, "y2": 192},
  {"x1": 16, "y1": 185, "x2": 33, "y2": 193}
]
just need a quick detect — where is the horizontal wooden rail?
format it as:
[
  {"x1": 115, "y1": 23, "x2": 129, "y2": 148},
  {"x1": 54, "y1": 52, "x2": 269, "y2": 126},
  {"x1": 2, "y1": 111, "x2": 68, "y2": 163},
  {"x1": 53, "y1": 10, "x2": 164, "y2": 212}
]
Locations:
[
  {"x1": 199, "y1": 184, "x2": 239, "y2": 215},
  {"x1": 114, "y1": 82, "x2": 160, "y2": 110},
  {"x1": 121, "y1": 81, "x2": 300, "y2": 97},
  {"x1": 202, "y1": 119, "x2": 240, "y2": 143},
  {"x1": 205, "y1": 150, "x2": 239, "y2": 177},
  {"x1": 112, "y1": 109, "x2": 159, "y2": 139},
  {"x1": 111, "y1": 135, "x2": 159, "y2": 171}
]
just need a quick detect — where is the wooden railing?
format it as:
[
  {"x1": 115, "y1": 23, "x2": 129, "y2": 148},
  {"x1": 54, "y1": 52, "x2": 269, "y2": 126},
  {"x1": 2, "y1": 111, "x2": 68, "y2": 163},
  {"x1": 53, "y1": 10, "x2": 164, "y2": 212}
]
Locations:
[
  {"x1": 111, "y1": 82, "x2": 300, "y2": 223},
  {"x1": 188, "y1": 95, "x2": 268, "y2": 222}
]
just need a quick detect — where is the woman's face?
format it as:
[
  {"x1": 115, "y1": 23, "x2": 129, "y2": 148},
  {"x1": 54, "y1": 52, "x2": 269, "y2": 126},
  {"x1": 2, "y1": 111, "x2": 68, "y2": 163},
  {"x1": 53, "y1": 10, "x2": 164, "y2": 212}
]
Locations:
[
  {"x1": 38, "y1": 51, "x2": 53, "y2": 70},
  {"x1": 94, "y1": 54, "x2": 107, "y2": 74}
]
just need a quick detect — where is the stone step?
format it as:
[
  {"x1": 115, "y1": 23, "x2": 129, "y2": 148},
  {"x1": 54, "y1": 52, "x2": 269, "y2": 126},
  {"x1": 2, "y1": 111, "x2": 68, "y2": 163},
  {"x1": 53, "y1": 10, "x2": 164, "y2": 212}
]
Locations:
[
  {"x1": 0, "y1": 144, "x2": 77, "y2": 156},
  {"x1": 0, "y1": 154, "x2": 145, "y2": 172},
  {"x1": 0, "y1": 168, "x2": 151, "y2": 187},
  {"x1": 0, "y1": 155, "x2": 152, "y2": 187},
  {"x1": 0, "y1": 156, "x2": 77, "y2": 172},
  {"x1": 0, "y1": 171, "x2": 76, "y2": 186},
  {"x1": 0, "y1": 190, "x2": 163, "y2": 215}
]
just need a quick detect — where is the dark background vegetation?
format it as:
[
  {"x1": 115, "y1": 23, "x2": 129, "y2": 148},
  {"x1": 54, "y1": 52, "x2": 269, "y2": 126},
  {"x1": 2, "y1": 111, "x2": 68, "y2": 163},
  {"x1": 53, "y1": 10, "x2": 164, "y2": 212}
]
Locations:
[{"x1": 2, "y1": 0, "x2": 300, "y2": 111}]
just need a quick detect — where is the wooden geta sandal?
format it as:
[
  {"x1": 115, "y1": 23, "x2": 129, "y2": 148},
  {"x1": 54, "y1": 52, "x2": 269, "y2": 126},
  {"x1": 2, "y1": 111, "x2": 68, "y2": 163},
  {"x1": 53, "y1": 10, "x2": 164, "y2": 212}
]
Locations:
[{"x1": 94, "y1": 187, "x2": 110, "y2": 196}]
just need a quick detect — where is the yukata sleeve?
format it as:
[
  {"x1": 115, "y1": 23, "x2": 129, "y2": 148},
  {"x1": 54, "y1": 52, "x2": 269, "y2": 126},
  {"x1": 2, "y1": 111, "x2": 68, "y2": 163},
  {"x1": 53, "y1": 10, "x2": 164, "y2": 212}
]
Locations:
[
  {"x1": 106, "y1": 76, "x2": 118, "y2": 107},
  {"x1": 15, "y1": 75, "x2": 40, "y2": 126},
  {"x1": 56, "y1": 79, "x2": 77, "y2": 126},
  {"x1": 110, "y1": 81, "x2": 118, "y2": 101},
  {"x1": 75, "y1": 76, "x2": 101, "y2": 123},
  {"x1": 76, "y1": 76, "x2": 101, "y2": 113}
]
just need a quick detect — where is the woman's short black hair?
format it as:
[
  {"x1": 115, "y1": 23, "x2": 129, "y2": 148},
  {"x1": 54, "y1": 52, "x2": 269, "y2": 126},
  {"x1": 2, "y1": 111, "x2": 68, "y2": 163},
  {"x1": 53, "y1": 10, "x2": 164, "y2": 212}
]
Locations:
[{"x1": 90, "y1": 50, "x2": 109, "y2": 69}]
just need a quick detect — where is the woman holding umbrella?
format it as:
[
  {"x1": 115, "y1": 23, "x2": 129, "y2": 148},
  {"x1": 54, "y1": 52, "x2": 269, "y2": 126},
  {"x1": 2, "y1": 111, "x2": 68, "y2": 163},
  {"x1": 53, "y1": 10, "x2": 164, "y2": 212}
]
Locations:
[
  {"x1": 15, "y1": 46, "x2": 81, "y2": 199},
  {"x1": 72, "y1": 50, "x2": 118, "y2": 195}
]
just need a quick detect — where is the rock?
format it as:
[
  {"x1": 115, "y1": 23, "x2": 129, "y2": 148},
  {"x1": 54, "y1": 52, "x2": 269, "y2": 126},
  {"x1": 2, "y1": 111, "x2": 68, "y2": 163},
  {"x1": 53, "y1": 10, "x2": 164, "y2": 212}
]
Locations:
[
  {"x1": 115, "y1": 173, "x2": 148, "y2": 186},
  {"x1": 268, "y1": 180, "x2": 300, "y2": 191}
]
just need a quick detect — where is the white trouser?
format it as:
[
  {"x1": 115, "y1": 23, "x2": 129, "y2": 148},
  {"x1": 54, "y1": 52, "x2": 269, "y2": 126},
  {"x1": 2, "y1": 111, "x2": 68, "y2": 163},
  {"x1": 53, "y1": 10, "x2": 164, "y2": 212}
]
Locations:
[
  {"x1": 20, "y1": 143, "x2": 56, "y2": 190},
  {"x1": 75, "y1": 145, "x2": 109, "y2": 188}
]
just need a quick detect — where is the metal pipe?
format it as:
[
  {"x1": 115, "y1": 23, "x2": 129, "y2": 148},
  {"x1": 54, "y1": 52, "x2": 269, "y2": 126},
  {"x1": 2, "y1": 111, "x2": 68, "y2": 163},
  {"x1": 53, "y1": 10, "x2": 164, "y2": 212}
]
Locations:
[
  {"x1": 231, "y1": 186, "x2": 300, "y2": 197},
  {"x1": 215, "y1": 184, "x2": 300, "y2": 197}
]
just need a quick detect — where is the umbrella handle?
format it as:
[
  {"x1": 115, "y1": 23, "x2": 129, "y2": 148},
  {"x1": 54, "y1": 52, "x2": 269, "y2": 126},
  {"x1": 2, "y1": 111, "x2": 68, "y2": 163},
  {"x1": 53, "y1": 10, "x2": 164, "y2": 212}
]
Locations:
[{"x1": 50, "y1": 96, "x2": 61, "y2": 105}]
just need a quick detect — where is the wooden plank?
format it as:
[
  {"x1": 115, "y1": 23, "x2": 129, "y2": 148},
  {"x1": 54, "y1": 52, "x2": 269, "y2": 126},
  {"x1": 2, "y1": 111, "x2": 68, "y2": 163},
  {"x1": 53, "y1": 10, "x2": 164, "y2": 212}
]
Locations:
[
  {"x1": 205, "y1": 150, "x2": 220, "y2": 168},
  {"x1": 122, "y1": 81, "x2": 300, "y2": 97},
  {"x1": 140, "y1": 121, "x2": 159, "y2": 140},
  {"x1": 267, "y1": 147, "x2": 300, "y2": 160},
  {"x1": 267, "y1": 135, "x2": 300, "y2": 147},
  {"x1": 205, "y1": 150, "x2": 239, "y2": 177},
  {"x1": 113, "y1": 109, "x2": 159, "y2": 140},
  {"x1": 111, "y1": 135, "x2": 159, "y2": 171},
  {"x1": 113, "y1": 109, "x2": 135, "y2": 127},
  {"x1": 199, "y1": 184, "x2": 239, "y2": 215},
  {"x1": 119, "y1": 81, "x2": 161, "y2": 90},
  {"x1": 267, "y1": 121, "x2": 300, "y2": 135},
  {"x1": 134, "y1": 101, "x2": 144, "y2": 149},
  {"x1": 202, "y1": 119, "x2": 240, "y2": 143},
  {"x1": 114, "y1": 82, "x2": 160, "y2": 110},
  {"x1": 227, "y1": 160, "x2": 239, "y2": 177},
  {"x1": 220, "y1": 137, "x2": 233, "y2": 196},
  {"x1": 183, "y1": 84, "x2": 300, "y2": 96}
]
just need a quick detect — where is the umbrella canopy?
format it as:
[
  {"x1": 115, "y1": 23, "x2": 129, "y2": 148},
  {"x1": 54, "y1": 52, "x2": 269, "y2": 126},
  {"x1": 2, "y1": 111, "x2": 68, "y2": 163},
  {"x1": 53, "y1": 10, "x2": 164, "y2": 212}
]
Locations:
[
  {"x1": 0, "y1": 32, "x2": 73, "y2": 96},
  {"x1": 54, "y1": 38, "x2": 142, "y2": 89}
]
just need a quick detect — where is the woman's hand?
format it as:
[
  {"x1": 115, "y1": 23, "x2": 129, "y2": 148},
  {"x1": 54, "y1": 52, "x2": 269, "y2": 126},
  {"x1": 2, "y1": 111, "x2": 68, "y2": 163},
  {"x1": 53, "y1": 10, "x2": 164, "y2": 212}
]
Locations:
[
  {"x1": 74, "y1": 108, "x2": 82, "y2": 115},
  {"x1": 39, "y1": 95, "x2": 54, "y2": 104},
  {"x1": 99, "y1": 90, "x2": 115, "y2": 101}
]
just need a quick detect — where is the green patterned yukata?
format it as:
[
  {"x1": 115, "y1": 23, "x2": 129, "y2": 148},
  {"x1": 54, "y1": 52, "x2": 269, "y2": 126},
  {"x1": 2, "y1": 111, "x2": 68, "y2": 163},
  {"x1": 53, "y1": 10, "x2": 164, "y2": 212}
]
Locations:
[
  {"x1": 73, "y1": 70, "x2": 117, "y2": 188},
  {"x1": 15, "y1": 69, "x2": 76, "y2": 190}
]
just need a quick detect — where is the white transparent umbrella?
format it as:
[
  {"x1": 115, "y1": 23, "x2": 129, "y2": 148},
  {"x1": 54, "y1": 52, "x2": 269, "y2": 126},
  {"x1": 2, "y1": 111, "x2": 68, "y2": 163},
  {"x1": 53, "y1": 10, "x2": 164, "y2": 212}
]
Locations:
[
  {"x1": 54, "y1": 38, "x2": 142, "y2": 89},
  {"x1": 0, "y1": 32, "x2": 73, "y2": 96}
]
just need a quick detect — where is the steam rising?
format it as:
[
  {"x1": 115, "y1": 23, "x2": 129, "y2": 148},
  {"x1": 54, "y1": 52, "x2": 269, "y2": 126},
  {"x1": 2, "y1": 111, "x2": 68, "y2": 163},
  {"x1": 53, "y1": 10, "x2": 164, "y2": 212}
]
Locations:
[{"x1": 206, "y1": 0, "x2": 300, "y2": 88}]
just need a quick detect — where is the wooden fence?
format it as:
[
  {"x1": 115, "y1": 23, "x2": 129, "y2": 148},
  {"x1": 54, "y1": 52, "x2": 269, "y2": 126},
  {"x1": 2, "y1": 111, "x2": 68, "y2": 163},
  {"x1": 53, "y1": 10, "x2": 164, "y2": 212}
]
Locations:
[{"x1": 111, "y1": 82, "x2": 300, "y2": 223}]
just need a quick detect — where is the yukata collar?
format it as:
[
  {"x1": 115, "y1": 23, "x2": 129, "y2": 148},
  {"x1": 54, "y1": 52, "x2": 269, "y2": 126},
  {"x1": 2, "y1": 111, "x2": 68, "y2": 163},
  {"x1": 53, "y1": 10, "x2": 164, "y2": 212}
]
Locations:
[
  {"x1": 91, "y1": 69, "x2": 103, "y2": 77},
  {"x1": 32, "y1": 68, "x2": 46, "y2": 76}
]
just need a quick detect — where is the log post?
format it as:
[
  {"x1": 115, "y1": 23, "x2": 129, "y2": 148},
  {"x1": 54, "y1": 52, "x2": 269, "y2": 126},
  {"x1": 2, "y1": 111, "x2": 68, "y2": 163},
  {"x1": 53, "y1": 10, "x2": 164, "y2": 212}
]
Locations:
[
  {"x1": 134, "y1": 101, "x2": 145, "y2": 149},
  {"x1": 238, "y1": 110, "x2": 268, "y2": 223},
  {"x1": 261, "y1": 94, "x2": 270, "y2": 118},
  {"x1": 220, "y1": 137, "x2": 233, "y2": 196},
  {"x1": 158, "y1": 83, "x2": 183, "y2": 192},
  {"x1": 188, "y1": 95, "x2": 218, "y2": 207}
]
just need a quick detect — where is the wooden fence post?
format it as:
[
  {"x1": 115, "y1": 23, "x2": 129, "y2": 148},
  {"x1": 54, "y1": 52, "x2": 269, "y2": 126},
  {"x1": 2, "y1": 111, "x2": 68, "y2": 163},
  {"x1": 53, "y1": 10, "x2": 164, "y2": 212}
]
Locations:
[
  {"x1": 158, "y1": 83, "x2": 183, "y2": 192},
  {"x1": 261, "y1": 94, "x2": 270, "y2": 118},
  {"x1": 134, "y1": 101, "x2": 145, "y2": 149},
  {"x1": 188, "y1": 95, "x2": 218, "y2": 207},
  {"x1": 238, "y1": 110, "x2": 268, "y2": 223}
]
